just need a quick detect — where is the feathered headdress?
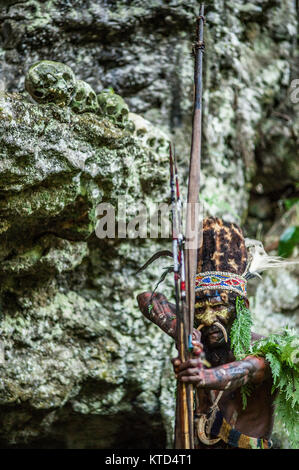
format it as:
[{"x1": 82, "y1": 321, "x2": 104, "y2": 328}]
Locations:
[{"x1": 243, "y1": 238, "x2": 298, "y2": 280}]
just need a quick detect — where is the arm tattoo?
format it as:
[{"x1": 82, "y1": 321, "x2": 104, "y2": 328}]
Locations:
[
  {"x1": 137, "y1": 292, "x2": 177, "y2": 339},
  {"x1": 198, "y1": 360, "x2": 260, "y2": 391}
]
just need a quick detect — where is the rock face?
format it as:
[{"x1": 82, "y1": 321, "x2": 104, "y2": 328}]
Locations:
[
  {"x1": 1, "y1": 0, "x2": 298, "y2": 224},
  {"x1": 0, "y1": 0, "x2": 298, "y2": 448},
  {"x1": 0, "y1": 75, "x2": 173, "y2": 447}
]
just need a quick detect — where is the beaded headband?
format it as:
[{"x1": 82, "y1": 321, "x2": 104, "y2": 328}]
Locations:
[{"x1": 195, "y1": 271, "x2": 247, "y2": 298}]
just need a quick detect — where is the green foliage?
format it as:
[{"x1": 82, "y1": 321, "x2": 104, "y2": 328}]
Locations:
[
  {"x1": 247, "y1": 329, "x2": 299, "y2": 449},
  {"x1": 148, "y1": 265, "x2": 174, "y2": 308},
  {"x1": 230, "y1": 297, "x2": 253, "y2": 360},
  {"x1": 151, "y1": 265, "x2": 173, "y2": 296},
  {"x1": 282, "y1": 197, "x2": 299, "y2": 211},
  {"x1": 278, "y1": 226, "x2": 299, "y2": 258},
  {"x1": 230, "y1": 302, "x2": 299, "y2": 447},
  {"x1": 240, "y1": 382, "x2": 254, "y2": 409},
  {"x1": 104, "y1": 87, "x2": 115, "y2": 94},
  {"x1": 230, "y1": 297, "x2": 254, "y2": 410},
  {"x1": 147, "y1": 304, "x2": 153, "y2": 314}
]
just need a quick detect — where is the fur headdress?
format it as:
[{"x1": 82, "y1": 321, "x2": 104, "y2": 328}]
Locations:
[
  {"x1": 195, "y1": 217, "x2": 297, "y2": 299},
  {"x1": 196, "y1": 217, "x2": 248, "y2": 298}
]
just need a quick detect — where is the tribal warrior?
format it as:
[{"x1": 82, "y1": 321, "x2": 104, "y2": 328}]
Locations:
[{"x1": 137, "y1": 217, "x2": 275, "y2": 449}]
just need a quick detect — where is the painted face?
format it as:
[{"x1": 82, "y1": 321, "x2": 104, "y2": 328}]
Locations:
[{"x1": 194, "y1": 290, "x2": 236, "y2": 348}]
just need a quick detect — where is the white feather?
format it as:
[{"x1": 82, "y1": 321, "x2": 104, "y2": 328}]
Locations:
[{"x1": 243, "y1": 238, "x2": 298, "y2": 278}]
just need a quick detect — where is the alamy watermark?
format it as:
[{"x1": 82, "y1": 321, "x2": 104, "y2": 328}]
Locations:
[
  {"x1": 290, "y1": 79, "x2": 299, "y2": 104},
  {"x1": 95, "y1": 199, "x2": 204, "y2": 249},
  {"x1": 0, "y1": 341, "x2": 5, "y2": 365}
]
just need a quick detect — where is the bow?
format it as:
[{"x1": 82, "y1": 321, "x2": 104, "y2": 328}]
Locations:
[{"x1": 171, "y1": 5, "x2": 205, "y2": 449}]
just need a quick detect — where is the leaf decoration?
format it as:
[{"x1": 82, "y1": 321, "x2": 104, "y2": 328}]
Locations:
[
  {"x1": 230, "y1": 297, "x2": 253, "y2": 360},
  {"x1": 242, "y1": 328, "x2": 299, "y2": 449}
]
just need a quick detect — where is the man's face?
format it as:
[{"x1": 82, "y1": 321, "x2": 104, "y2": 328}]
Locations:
[{"x1": 194, "y1": 290, "x2": 236, "y2": 348}]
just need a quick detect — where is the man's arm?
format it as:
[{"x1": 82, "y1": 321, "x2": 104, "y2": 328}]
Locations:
[
  {"x1": 137, "y1": 292, "x2": 177, "y2": 339},
  {"x1": 174, "y1": 355, "x2": 272, "y2": 391}
]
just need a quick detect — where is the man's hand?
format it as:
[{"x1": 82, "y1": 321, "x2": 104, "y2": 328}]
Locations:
[
  {"x1": 137, "y1": 292, "x2": 177, "y2": 338},
  {"x1": 172, "y1": 355, "x2": 271, "y2": 391},
  {"x1": 172, "y1": 329, "x2": 204, "y2": 379},
  {"x1": 191, "y1": 328, "x2": 203, "y2": 356}
]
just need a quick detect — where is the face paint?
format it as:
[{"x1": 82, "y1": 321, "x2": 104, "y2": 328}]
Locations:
[
  {"x1": 194, "y1": 290, "x2": 236, "y2": 349},
  {"x1": 194, "y1": 291, "x2": 231, "y2": 326},
  {"x1": 194, "y1": 302, "x2": 230, "y2": 326}
]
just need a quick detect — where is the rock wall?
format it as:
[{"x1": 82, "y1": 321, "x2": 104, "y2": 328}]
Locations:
[{"x1": 0, "y1": 0, "x2": 298, "y2": 448}]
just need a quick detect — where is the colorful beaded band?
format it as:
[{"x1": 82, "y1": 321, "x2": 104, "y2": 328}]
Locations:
[
  {"x1": 210, "y1": 409, "x2": 272, "y2": 449},
  {"x1": 195, "y1": 271, "x2": 247, "y2": 298}
]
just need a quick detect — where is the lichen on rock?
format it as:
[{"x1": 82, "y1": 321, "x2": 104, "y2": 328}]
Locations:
[{"x1": 0, "y1": 58, "x2": 172, "y2": 447}]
